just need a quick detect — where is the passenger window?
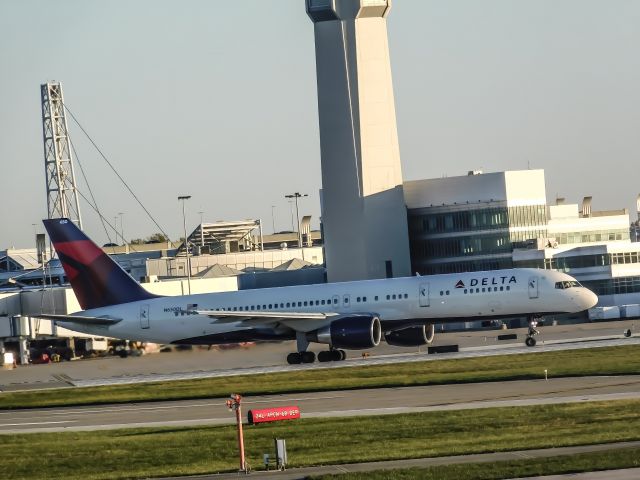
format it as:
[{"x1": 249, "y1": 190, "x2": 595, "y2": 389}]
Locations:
[
  {"x1": 357, "y1": 297, "x2": 361, "y2": 302},
  {"x1": 506, "y1": 286, "x2": 510, "y2": 291},
  {"x1": 303, "y1": 301, "x2": 308, "y2": 306},
  {"x1": 315, "y1": 300, "x2": 319, "y2": 305},
  {"x1": 446, "y1": 291, "x2": 450, "y2": 295},
  {"x1": 298, "y1": 302, "x2": 302, "y2": 307},
  {"x1": 268, "y1": 304, "x2": 272, "y2": 309},
  {"x1": 375, "y1": 296, "x2": 379, "y2": 301},
  {"x1": 392, "y1": 294, "x2": 397, "y2": 300},
  {"x1": 386, "y1": 295, "x2": 390, "y2": 300},
  {"x1": 476, "y1": 288, "x2": 480, "y2": 293},
  {"x1": 439, "y1": 291, "x2": 443, "y2": 296},
  {"x1": 280, "y1": 303, "x2": 284, "y2": 308},
  {"x1": 363, "y1": 296, "x2": 367, "y2": 302},
  {"x1": 404, "y1": 294, "x2": 408, "y2": 299},
  {"x1": 482, "y1": 288, "x2": 486, "y2": 293},
  {"x1": 464, "y1": 289, "x2": 468, "y2": 294},
  {"x1": 333, "y1": 298, "x2": 338, "y2": 304},
  {"x1": 321, "y1": 300, "x2": 325, "y2": 305},
  {"x1": 286, "y1": 302, "x2": 290, "y2": 308},
  {"x1": 500, "y1": 286, "x2": 504, "y2": 291}
]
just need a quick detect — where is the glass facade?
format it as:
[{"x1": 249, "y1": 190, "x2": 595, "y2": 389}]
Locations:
[
  {"x1": 581, "y1": 277, "x2": 640, "y2": 296},
  {"x1": 408, "y1": 204, "x2": 547, "y2": 275},
  {"x1": 553, "y1": 229, "x2": 629, "y2": 245},
  {"x1": 514, "y1": 251, "x2": 640, "y2": 271},
  {"x1": 418, "y1": 258, "x2": 513, "y2": 275}
]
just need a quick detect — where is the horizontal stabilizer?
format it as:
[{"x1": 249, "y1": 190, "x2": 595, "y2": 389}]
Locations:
[{"x1": 33, "y1": 314, "x2": 123, "y2": 326}]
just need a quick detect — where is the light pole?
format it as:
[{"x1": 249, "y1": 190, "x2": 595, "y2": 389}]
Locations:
[
  {"x1": 118, "y1": 212, "x2": 125, "y2": 245},
  {"x1": 178, "y1": 195, "x2": 192, "y2": 295},
  {"x1": 271, "y1": 205, "x2": 276, "y2": 234},
  {"x1": 198, "y1": 211, "x2": 205, "y2": 246},
  {"x1": 285, "y1": 192, "x2": 308, "y2": 248}
]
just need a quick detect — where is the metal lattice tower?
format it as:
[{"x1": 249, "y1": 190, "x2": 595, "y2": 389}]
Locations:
[{"x1": 41, "y1": 82, "x2": 83, "y2": 229}]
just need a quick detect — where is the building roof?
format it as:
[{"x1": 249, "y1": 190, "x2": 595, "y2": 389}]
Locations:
[
  {"x1": 271, "y1": 258, "x2": 314, "y2": 271},
  {"x1": 195, "y1": 264, "x2": 242, "y2": 278},
  {"x1": 0, "y1": 249, "x2": 41, "y2": 272},
  {"x1": 178, "y1": 220, "x2": 260, "y2": 256}
]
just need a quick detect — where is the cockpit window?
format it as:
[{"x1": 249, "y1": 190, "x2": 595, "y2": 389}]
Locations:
[{"x1": 555, "y1": 280, "x2": 582, "y2": 289}]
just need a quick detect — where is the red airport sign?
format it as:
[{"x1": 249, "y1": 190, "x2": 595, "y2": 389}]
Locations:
[{"x1": 247, "y1": 406, "x2": 301, "y2": 425}]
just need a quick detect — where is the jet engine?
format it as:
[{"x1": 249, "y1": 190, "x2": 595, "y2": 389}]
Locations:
[
  {"x1": 311, "y1": 315, "x2": 381, "y2": 349},
  {"x1": 384, "y1": 324, "x2": 435, "y2": 347}
]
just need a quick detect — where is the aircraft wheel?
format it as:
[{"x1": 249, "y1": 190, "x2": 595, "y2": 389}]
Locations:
[
  {"x1": 317, "y1": 351, "x2": 332, "y2": 362},
  {"x1": 525, "y1": 336, "x2": 537, "y2": 347},
  {"x1": 301, "y1": 351, "x2": 316, "y2": 363},
  {"x1": 330, "y1": 349, "x2": 342, "y2": 361},
  {"x1": 287, "y1": 352, "x2": 302, "y2": 364},
  {"x1": 339, "y1": 350, "x2": 347, "y2": 361}
]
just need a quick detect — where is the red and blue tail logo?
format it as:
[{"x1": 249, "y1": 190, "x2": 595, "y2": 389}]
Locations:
[{"x1": 43, "y1": 218, "x2": 159, "y2": 310}]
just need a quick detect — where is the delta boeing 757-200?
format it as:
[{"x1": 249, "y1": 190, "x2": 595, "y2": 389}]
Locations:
[{"x1": 38, "y1": 218, "x2": 597, "y2": 364}]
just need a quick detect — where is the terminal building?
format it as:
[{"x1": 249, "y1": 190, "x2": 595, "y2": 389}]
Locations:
[{"x1": 403, "y1": 169, "x2": 640, "y2": 309}]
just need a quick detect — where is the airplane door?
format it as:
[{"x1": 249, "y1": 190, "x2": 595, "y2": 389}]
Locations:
[
  {"x1": 528, "y1": 277, "x2": 539, "y2": 299},
  {"x1": 139, "y1": 304, "x2": 150, "y2": 329},
  {"x1": 419, "y1": 283, "x2": 430, "y2": 307},
  {"x1": 342, "y1": 294, "x2": 351, "y2": 309}
]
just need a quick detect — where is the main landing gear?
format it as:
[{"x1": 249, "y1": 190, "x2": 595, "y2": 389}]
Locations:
[
  {"x1": 525, "y1": 316, "x2": 541, "y2": 347},
  {"x1": 286, "y1": 351, "x2": 316, "y2": 364},
  {"x1": 286, "y1": 349, "x2": 347, "y2": 364},
  {"x1": 317, "y1": 349, "x2": 346, "y2": 362},
  {"x1": 286, "y1": 332, "x2": 348, "y2": 365}
]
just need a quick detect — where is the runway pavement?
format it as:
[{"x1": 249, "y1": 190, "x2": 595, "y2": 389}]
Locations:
[
  {"x1": 0, "y1": 320, "x2": 638, "y2": 392},
  {"x1": 1, "y1": 375, "x2": 639, "y2": 434}
]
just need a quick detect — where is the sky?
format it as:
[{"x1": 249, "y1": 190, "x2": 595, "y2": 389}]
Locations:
[{"x1": 1, "y1": 0, "x2": 639, "y2": 247}]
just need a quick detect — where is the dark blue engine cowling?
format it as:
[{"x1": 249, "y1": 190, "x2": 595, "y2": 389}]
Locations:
[
  {"x1": 384, "y1": 324, "x2": 435, "y2": 347},
  {"x1": 315, "y1": 315, "x2": 381, "y2": 349}
]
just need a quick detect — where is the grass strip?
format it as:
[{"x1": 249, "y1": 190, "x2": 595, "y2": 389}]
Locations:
[
  {"x1": 310, "y1": 446, "x2": 640, "y2": 479},
  {"x1": 1, "y1": 399, "x2": 640, "y2": 480},
  {"x1": 1, "y1": 344, "x2": 638, "y2": 410}
]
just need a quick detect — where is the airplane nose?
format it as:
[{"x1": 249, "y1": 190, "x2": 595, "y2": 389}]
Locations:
[{"x1": 582, "y1": 289, "x2": 598, "y2": 309}]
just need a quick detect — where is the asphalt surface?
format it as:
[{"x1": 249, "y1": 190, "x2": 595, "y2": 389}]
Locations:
[
  {"x1": 1, "y1": 375, "x2": 639, "y2": 434},
  {"x1": 1, "y1": 319, "x2": 638, "y2": 392}
]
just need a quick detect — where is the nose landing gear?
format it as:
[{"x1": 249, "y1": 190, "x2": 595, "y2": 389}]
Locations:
[{"x1": 525, "y1": 316, "x2": 541, "y2": 347}]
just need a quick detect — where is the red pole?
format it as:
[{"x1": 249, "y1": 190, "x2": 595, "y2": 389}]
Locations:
[
  {"x1": 236, "y1": 398, "x2": 246, "y2": 472},
  {"x1": 227, "y1": 394, "x2": 246, "y2": 473}
]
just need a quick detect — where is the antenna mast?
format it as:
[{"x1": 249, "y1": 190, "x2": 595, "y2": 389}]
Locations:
[{"x1": 41, "y1": 81, "x2": 83, "y2": 229}]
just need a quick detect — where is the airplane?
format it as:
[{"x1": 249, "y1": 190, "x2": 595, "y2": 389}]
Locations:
[{"x1": 37, "y1": 218, "x2": 598, "y2": 364}]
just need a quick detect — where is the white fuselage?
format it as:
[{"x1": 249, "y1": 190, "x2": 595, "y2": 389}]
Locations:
[{"x1": 61, "y1": 268, "x2": 597, "y2": 344}]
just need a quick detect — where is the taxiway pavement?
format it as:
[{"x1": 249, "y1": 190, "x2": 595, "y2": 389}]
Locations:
[
  {"x1": 1, "y1": 375, "x2": 639, "y2": 434},
  {"x1": 0, "y1": 320, "x2": 637, "y2": 392}
]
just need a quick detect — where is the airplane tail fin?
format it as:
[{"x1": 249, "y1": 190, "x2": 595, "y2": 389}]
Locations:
[{"x1": 43, "y1": 218, "x2": 159, "y2": 310}]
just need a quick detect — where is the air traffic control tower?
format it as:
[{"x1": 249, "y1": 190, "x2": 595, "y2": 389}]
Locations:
[{"x1": 306, "y1": 0, "x2": 411, "y2": 282}]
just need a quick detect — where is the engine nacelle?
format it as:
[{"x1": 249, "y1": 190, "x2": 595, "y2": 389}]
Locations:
[
  {"x1": 312, "y1": 315, "x2": 381, "y2": 350},
  {"x1": 384, "y1": 324, "x2": 435, "y2": 347}
]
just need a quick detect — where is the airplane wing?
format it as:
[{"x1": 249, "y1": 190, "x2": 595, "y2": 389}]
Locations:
[
  {"x1": 31, "y1": 314, "x2": 123, "y2": 326},
  {"x1": 196, "y1": 309, "x2": 340, "y2": 332}
]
